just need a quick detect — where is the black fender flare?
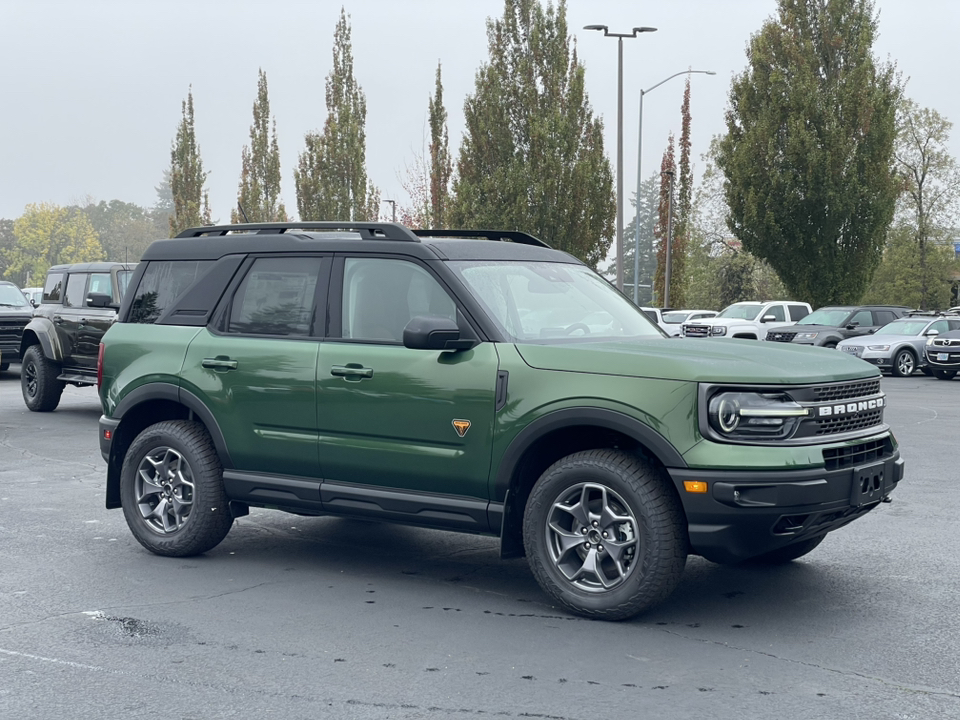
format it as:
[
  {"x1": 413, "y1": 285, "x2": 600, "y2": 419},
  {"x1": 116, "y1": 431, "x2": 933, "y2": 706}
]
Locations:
[
  {"x1": 112, "y1": 382, "x2": 234, "y2": 469},
  {"x1": 21, "y1": 318, "x2": 62, "y2": 362},
  {"x1": 493, "y1": 407, "x2": 686, "y2": 503}
]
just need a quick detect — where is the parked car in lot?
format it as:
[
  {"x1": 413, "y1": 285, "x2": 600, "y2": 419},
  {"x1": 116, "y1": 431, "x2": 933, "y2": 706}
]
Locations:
[
  {"x1": 19, "y1": 262, "x2": 134, "y2": 410},
  {"x1": 837, "y1": 313, "x2": 960, "y2": 377},
  {"x1": 98, "y1": 222, "x2": 902, "y2": 621},
  {"x1": 681, "y1": 300, "x2": 811, "y2": 340},
  {"x1": 659, "y1": 309, "x2": 717, "y2": 336},
  {"x1": 21, "y1": 287, "x2": 43, "y2": 307},
  {"x1": 924, "y1": 322, "x2": 960, "y2": 380},
  {"x1": 766, "y1": 305, "x2": 911, "y2": 349},
  {"x1": 0, "y1": 281, "x2": 34, "y2": 372},
  {"x1": 639, "y1": 306, "x2": 673, "y2": 334}
]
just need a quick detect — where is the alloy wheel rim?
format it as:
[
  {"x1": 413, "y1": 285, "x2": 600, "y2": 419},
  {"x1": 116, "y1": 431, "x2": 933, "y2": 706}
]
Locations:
[
  {"x1": 898, "y1": 353, "x2": 914, "y2": 375},
  {"x1": 545, "y1": 482, "x2": 640, "y2": 593},
  {"x1": 135, "y1": 446, "x2": 195, "y2": 534},
  {"x1": 24, "y1": 362, "x2": 38, "y2": 397}
]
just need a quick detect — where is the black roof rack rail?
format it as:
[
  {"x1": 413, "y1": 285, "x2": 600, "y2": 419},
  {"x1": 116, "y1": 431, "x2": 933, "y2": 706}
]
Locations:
[
  {"x1": 413, "y1": 228, "x2": 550, "y2": 248},
  {"x1": 175, "y1": 221, "x2": 421, "y2": 242}
]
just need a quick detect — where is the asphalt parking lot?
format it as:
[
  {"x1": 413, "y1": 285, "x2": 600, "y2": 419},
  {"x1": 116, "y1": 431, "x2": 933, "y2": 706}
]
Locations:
[{"x1": 1, "y1": 367, "x2": 958, "y2": 719}]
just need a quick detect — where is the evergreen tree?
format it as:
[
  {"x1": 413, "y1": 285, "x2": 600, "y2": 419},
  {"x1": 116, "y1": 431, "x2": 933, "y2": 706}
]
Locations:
[
  {"x1": 717, "y1": 0, "x2": 900, "y2": 306},
  {"x1": 653, "y1": 137, "x2": 678, "y2": 306},
  {"x1": 295, "y1": 8, "x2": 379, "y2": 221},
  {"x1": 232, "y1": 69, "x2": 287, "y2": 224},
  {"x1": 450, "y1": 0, "x2": 614, "y2": 268},
  {"x1": 671, "y1": 78, "x2": 693, "y2": 307},
  {"x1": 169, "y1": 88, "x2": 212, "y2": 236},
  {"x1": 8, "y1": 203, "x2": 103, "y2": 282},
  {"x1": 151, "y1": 169, "x2": 175, "y2": 237},
  {"x1": 428, "y1": 62, "x2": 452, "y2": 229},
  {"x1": 609, "y1": 173, "x2": 660, "y2": 305}
]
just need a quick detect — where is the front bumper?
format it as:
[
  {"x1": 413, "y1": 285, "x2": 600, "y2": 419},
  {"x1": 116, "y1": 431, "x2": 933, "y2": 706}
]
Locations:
[{"x1": 668, "y1": 449, "x2": 903, "y2": 563}]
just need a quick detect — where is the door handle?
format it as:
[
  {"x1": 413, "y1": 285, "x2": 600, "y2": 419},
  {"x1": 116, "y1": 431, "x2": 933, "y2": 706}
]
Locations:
[
  {"x1": 202, "y1": 357, "x2": 239, "y2": 371},
  {"x1": 330, "y1": 364, "x2": 373, "y2": 379}
]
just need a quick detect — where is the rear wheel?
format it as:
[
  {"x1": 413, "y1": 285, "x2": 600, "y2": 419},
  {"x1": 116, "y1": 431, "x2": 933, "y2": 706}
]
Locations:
[
  {"x1": 747, "y1": 536, "x2": 825, "y2": 564},
  {"x1": 932, "y1": 368, "x2": 957, "y2": 380},
  {"x1": 523, "y1": 450, "x2": 687, "y2": 621},
  {"x1": 120, "y1": 420, "x2": 233, "y2": 557},
  {"x1": 20, "y1": 345, "x2": 64, "y2": 412},
  {"x1": 891, "y1": 349, "x2": 916, "y2": 377}
]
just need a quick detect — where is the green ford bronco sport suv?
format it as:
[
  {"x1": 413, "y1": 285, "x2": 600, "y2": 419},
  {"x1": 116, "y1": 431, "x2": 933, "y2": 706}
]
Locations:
[{"x1": 98, "y1": 222, "x2": 902, "y2": 620}]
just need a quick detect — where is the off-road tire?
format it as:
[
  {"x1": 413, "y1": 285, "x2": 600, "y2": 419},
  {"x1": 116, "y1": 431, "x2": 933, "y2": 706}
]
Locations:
[
  {"x1": 932, "y1": 369, "x2": 957, "y2": 381},
  {"x1": 746, "y1": 535, "x2": 825, "y2": 564},
  {"x1": 891, "y1": 349, "x2": 916, "y2": 378},
  {"x1": 20, "y1": 345, "x2": 64, "y2": 412},
  {"x1": 120, "y1": 420, "x2": 233, "y2": 557},
  {"x1": 523, "y1": 450, "x2": 687, "y2": 621}
]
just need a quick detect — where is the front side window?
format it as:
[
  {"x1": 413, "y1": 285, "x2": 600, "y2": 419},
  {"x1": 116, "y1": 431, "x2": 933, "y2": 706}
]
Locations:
[
  {"x1": 342, "y1": 258, "x2": 456, "y2": 342},
  {"x1": 927, "y1": 320, "x2": 949, "y2": 335},
  {"x1": 129, "y1": 261, "x2": 212, "y2": 324},
  {"x1": 63, "y1": 274, "x2": 88, "y2": 308},
  {"x1": 450, "y1": 260, "x2": 661, "y2": 343},
  {"x1": 43, "y1": 273, "x2": 64, "y2": 303},
  {"x1": 228, "y1": 257, "x2": 321, "y2": 336},
  {"x1": 796, "y1": 308, "x2": 851, "y2": 326},
  {"x1": 88, "y1": 273, "x2": 112, "y2": 298},
  {"x1": 763, "y1": 305, "x2": 785, "y2": 322},
  {"x1": 849, "y1": 310, "x2": 873, "y2": 327}
]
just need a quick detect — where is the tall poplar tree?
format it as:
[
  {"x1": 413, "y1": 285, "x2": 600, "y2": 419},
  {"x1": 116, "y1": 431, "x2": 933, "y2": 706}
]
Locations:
[
  {"x1": 653, "y1": 137, "x2": 679, "y2": 306},
  {"x1": 450, "y1": 0, "x2": 614, "y2": 268},
  {"x1": 295, "y1": 8, "x2": 379, "y2": 221},
  {"x1": 428, "y1": 62, "x2": 452, "y2": 229},
  {"x1": 169, "y1": 88, "x2": 211, "y2": 236},
  {"x1": 232, "y1": 69, "x2": 287, "y2": 224},
  {"x1": 717, "y1": 0, "x2": 900, "y2": 306}
]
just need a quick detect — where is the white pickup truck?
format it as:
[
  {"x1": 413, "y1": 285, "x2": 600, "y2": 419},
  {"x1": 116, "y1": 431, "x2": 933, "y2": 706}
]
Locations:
[{"x1": 681, "y1": 300, "x2": 812, "y2": 340}]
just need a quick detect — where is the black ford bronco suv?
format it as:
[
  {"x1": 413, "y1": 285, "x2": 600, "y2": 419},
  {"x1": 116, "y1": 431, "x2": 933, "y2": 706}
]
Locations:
[
  {"x1": 98, "y1": 223, "x2": 903, "y2": 620},
  {"x1": 20, "y1": 262, "x2": 134, "y2": 411}
]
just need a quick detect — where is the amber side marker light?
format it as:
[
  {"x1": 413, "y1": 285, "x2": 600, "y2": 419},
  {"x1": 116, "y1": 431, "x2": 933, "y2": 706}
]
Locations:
[{"x1": 683, "y1": 481, "x2": 708, "y2": 494}]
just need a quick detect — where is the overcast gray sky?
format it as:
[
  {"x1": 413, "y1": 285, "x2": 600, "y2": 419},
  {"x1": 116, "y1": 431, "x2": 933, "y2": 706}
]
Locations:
[{"x1": 2, "y1": 0, "x2": 957, "y2": 227}]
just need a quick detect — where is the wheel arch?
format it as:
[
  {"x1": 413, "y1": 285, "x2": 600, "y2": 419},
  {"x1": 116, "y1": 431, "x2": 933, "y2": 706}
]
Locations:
[
  {"x1": 20, "y1": 321, "x2": 62, "y2": 362},
  {"x1": 495, "y1": 408, "x2": 687, "y2": 559},
  {"x1": 105, "y1": 383, "x2": 233, "y2": 509}
]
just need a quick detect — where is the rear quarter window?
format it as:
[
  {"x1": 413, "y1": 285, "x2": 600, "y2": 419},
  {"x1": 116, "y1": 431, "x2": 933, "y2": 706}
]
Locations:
[{"x1": 129, "y1": 261, "x2": 212, "y2": 324}]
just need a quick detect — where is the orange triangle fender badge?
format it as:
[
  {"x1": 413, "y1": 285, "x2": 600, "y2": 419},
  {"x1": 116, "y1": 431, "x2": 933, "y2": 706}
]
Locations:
[{"x1": 452, "y1": 419, "x2": 471, "y2": 438}]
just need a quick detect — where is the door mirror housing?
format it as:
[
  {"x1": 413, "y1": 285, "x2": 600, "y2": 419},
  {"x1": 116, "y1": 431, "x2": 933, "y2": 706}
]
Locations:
[
  {"x1": 761, "y1": 314, "x2": 776, "y2": 323},
  {"x1": 924, "y1": 329, "x2": 940, "y2": 337},
  {"x1": 87, "y1": 292, "x2": 119, "y2": 310},
  {"x1": 403, "y1": 316, "x2": 477, "y2": 351}
]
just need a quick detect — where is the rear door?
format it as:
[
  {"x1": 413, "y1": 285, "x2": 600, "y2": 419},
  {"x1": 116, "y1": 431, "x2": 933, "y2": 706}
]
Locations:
[
  {"x1": 58, "y1": 272, "x2": 89, "y2": 367},
  {"x1": 180, "y1": 255, "x2": 330, "y2": 478}
]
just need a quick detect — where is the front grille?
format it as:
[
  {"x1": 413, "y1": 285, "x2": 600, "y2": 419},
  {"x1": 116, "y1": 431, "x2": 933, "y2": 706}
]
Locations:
[
  {"x1": 766, "y1": 331, "x2": 797, "y2": 342},
  {"x1": 684, "y1": 324, "x2": 710, "y2": 338},
  {"x1": 823, "y1": 438, "x2": 892, "y2": 471},
  {"x1": 0, "y1": 318, "x2": 28, "y2": 349},
  {"x1": 814, "y1": 408, "x2": 883, "y2": 435},
  {"x1": 811, "y1": 379, "x2": 881, "y2": 402}
]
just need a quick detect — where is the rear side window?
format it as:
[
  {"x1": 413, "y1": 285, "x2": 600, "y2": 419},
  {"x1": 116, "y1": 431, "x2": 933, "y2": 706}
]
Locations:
[
  {"x1": 129, "y1": 261, "x2": 212, "y2": 324},
  {"x1": 43, "y1": 273, "x2": 64, "y2": 303},
  {"x1": 228, "y1": 257, "x2": 322, "y2": 336},
  {"x1": 874, "y1": 310, "x2": 896, "y2": 326},
  {"x1": 789, "y1": 305, "x2": 809, "y2": 321}
]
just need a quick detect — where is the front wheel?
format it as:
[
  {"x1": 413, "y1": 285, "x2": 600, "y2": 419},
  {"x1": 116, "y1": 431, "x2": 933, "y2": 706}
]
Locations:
[
  {"x1": 891, "y1": 349, "x2": 916, "y2": 377},
  {"x1": 932, "y1": 368, "x2": 957, "y2": 380},
  {"x1": 20, "y1": 345, "x2": 64, "y2": 412},
  {"x1": 523, "y1": 450, "x2": 688, "y2": 621},
  {"x1": 120, "y1": 420, "x2": 233, "y2": 557}
]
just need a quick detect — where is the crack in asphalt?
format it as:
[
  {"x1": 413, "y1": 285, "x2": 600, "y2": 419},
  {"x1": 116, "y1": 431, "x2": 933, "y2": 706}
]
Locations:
[
  {"x1": 0, "y1": 426, "x2": 101, "y2": 472},
  {"x1": 647, "y1": 627, "x2": 960, "y2": 700}
]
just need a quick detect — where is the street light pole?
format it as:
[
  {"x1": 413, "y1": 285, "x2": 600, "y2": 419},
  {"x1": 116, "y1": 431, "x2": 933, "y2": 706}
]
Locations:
[
  {"x1": 632, "y1": 70, "x2": 715, "y2": 304},
  {"x1": 383, "y1": 199, "x2": 397, "y2": 222},
  {"x1": 584, "y1": 24, "x2": 657, "y2": 293}
]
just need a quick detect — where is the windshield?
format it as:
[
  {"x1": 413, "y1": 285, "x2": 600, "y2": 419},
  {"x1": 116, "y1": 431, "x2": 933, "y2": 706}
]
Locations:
[
  {"x1": 874, "y1": 320, "x2": 928, "y2": 336},
  {"x1": 449, "y1": 261, "x2": 663, "y2": 343},
  {"x1": 796, "y1": 308, "x2": 852, "y2": 326},
  {"x1": 0, "y1": 284, "x2": 28, "y2": 307},
  {"x1": 716, "y1": 304, "x2": 763, "y2": 321},
  {"x1": 661, "y1": 311, "x2": 691, "y2": 324}
]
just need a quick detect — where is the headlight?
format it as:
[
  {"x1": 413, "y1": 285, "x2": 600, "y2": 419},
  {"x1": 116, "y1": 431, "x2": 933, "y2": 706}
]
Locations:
[
  {"x1": 711, "y1": 326, "x2": 727, "y2": 336},
  {"x1": 926, "y1": 337, "x2": 935, "y2": 346},
  {"x1": 795, "y1": 332, "x2": 819, "y2": 340},
  {"x1": 707, "y1": 392, "x2": 809, "y2": 440},
  {"x1": 867, "y1": 345, "x2": 890, "y2": 351}
]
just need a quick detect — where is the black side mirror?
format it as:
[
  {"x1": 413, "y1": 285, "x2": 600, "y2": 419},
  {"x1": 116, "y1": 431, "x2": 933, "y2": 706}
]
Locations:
[
  {"x1": 29, "y1": 299, "x2": 37, "y2": 308},
  {"x1": 87, "y1": 292, "x2": 119, "y2": 310},
  {"x1": 845, "y1": 323, "x2": 859, "y2": 330},
  {"x1": 403, "y1": 315, "x2": 476, "y2": 351}
]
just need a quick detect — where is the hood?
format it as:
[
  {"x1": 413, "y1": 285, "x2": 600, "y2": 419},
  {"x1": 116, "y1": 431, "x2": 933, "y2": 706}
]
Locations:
[
  {"x1": 838, "y1": 333, "x2": 914, "y2": 347},
  {"x1": 513, "y1": 337, "x2": 878, "y2": 385},
  {"x1": 790, "y1": 324, "x2": 855, "y2": 333},
  {"x1": 0, "y1": 304, "x2": 32, "y2": 317}
]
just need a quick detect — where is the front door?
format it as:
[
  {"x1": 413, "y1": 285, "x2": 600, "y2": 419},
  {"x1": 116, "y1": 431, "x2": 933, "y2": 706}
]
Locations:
[{"x1": 316, "y1": 256, "x2": 499, "y2": 500}]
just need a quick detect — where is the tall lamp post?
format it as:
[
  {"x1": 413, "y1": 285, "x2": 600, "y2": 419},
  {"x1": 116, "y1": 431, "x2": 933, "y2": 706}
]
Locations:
[
  {"x1": 632, "y1": 70, "x2": 716, "y2": 304},
  {"x1": 382, "y1": 199, "x2": 397, "y2": 222},
  {"x1": 584, "y1": 24, "x2": 657, "y2": 292}
]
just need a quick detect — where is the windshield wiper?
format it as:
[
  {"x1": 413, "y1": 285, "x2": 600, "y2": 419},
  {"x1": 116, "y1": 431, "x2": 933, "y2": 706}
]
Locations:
[{"x1": 0, "y1": 303, "x2": 26, "y2": 307}]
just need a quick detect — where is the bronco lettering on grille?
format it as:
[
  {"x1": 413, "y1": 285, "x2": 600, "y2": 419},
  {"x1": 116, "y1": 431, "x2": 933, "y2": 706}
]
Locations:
[{"x1": 818, "y1": 397, "x2": 885, "y2": 417}]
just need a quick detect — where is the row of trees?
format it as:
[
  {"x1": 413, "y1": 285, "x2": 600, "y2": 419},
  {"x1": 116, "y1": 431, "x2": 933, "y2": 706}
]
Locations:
[{"x1": 2, "y1": 0, "x2": 957, "y2": 309}]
